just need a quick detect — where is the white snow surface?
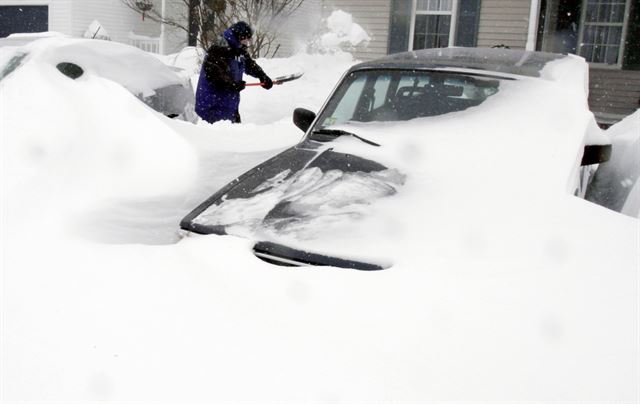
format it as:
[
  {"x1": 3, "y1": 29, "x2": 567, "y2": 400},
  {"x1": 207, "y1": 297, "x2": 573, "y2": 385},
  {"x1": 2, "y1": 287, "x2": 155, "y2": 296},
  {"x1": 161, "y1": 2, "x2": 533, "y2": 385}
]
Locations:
[{"x1": 0, "y1": 36, "x2": 638, "y2": 403}]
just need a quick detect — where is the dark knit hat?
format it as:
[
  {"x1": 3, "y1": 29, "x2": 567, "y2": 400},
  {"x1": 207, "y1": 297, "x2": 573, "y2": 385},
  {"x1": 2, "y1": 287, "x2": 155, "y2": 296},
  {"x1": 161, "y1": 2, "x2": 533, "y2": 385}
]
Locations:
[{"x1": 230, "y1": 21, "x2": 253, "y2": 40}]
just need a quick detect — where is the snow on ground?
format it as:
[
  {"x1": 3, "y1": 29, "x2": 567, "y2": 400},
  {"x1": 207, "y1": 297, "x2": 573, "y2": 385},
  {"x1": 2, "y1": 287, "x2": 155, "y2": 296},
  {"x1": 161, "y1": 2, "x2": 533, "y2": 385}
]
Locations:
[{"x1": 1, "y1": 27, "x2": 639, "y2": 403}]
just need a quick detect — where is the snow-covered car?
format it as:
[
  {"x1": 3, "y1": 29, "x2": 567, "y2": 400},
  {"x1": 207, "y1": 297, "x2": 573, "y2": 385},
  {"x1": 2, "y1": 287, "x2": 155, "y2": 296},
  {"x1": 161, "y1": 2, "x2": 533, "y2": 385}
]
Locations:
[
  {"x1": 585, "y1": 111, "x2": 640, "y2": 218},
  {"x1": 0, "y1": 36, "x2": 196, "y2": 122},
  {"x1": 180, "y1": 47, "x2": 612, "y2": 269}
]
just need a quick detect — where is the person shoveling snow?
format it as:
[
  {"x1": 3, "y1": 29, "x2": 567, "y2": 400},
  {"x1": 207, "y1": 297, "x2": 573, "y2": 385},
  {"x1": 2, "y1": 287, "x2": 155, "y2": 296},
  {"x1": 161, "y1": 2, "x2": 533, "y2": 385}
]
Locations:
[{"x1": 195, "y1": 21, "x2": 274, "y2": 124}]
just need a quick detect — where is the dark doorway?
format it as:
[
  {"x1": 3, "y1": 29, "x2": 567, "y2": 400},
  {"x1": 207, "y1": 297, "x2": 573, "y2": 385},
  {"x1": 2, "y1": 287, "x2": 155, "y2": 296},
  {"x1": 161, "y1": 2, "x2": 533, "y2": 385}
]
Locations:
[
  {"x1": 0, "y1": 6, "x2": 49, "y2": 38},
  {"x1": 537, "y1": 0, "x2": 580, "y2": 54}
]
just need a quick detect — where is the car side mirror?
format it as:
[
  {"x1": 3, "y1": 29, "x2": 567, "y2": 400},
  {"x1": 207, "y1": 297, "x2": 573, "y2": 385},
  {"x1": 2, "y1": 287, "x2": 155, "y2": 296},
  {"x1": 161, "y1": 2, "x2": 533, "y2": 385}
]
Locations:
[
  {"x1": 293, "y1": 108, "x2": 316, "y2": 132},
  {"x1": 581, "y1": 144, "x2": 612, "y2": 166},
  {"x1": 56, "y1": 62, "x2": 84, "y2": 79}
]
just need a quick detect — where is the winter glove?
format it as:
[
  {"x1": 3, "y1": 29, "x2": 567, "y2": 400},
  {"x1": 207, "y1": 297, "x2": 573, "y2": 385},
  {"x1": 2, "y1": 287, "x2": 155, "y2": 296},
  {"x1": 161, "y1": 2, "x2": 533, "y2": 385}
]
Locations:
[
  {"x1": 232, "y1": 80, "x2": 246, "y2": 92},
  {"x1": 261, "y1": 75, "x2": 273, "y2": 90}
]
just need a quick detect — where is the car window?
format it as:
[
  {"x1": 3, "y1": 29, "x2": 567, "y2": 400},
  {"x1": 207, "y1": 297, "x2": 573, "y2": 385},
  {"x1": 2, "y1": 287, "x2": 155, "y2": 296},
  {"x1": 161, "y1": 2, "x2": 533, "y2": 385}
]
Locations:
[
  {"x1": 372, "y1": 74, "x2": 392, "y2": 109},
  {"x1": 316, "y1": 69, "x2": 501, "y2": 127},
  {"x1": 327, "y1": 73, "x2": 366, "y2": 125},
  {"x1": 0, "y1": 52, "x2": 28, "y2": 81}
]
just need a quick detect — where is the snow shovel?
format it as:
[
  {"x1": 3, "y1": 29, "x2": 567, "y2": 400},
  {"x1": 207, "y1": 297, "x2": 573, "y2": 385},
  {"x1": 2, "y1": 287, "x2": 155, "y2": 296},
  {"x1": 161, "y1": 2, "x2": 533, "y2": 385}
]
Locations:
[{"x1": 246, "y1": 72, "x2": 304, "y2": 87}]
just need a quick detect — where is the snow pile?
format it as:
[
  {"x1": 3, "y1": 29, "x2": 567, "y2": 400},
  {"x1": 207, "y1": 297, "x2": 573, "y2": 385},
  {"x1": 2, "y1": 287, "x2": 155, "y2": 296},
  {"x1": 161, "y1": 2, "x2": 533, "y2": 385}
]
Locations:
[
  {"x1": 308, "y1": 10, "x2": 371, "y2": 53},
  {"x1": 1, "y1": 51, "x2": 196, "y2": 242},
  {"x1": 541, "y1": 53, "x2": 590, "y2": 98}
]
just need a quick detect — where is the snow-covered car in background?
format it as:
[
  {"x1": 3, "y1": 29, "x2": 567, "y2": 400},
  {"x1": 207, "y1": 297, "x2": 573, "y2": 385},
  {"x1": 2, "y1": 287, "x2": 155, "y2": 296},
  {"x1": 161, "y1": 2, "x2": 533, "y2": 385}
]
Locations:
[
  {"x1": 180, "y1": 47, "x2": 613, "y2": 269},
  {"x1": 585, "y1": 110, "x2": 640, "y2": 218},
  {"x1": 0, "y1": 36, "x2": 196, "y2": 122}
]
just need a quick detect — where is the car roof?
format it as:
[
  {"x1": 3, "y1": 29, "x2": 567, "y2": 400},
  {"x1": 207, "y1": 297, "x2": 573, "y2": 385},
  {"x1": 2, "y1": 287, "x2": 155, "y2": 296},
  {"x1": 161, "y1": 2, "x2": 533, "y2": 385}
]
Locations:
[
  {"x1": 349, "y1": 47, "x2": 567, "y2": 78},
  {"x1": 0, "y1": 32, "x2": 68, "y2": 48}
]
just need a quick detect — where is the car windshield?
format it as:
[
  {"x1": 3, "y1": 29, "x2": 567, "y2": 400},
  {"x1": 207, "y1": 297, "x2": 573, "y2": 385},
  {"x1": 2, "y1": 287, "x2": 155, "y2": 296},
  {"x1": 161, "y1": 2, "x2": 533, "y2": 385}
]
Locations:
[
  {"x1": 0, "y1": 52, "x2": 28, "y2": 81},
  {"x1": 315, "y1": 69, "x2": 501, "y2": 128}
]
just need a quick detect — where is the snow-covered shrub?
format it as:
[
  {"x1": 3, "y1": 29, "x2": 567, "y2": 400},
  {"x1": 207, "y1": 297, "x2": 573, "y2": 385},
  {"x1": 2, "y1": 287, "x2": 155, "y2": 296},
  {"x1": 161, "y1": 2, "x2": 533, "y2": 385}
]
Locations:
[{"x1": 306, "y1": 10, "x2": 370, "y2": 54}]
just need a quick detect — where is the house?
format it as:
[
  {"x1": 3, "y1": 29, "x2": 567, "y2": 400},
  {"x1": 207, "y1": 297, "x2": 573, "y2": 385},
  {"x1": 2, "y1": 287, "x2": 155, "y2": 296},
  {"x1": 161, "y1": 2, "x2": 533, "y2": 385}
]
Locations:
[
  {"x1": 283, "y1": 0, "x2": 639, "y2": 124},
  {"x1": 0, "y1": 0, "x2": 187, "y2": 54}
]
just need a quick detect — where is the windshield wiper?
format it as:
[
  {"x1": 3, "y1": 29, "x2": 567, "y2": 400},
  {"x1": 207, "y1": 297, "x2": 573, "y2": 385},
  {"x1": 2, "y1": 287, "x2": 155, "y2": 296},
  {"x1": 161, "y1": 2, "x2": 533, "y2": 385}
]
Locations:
[{"x1": 311, "y1": 128, "x2": 381, "y2": 147}]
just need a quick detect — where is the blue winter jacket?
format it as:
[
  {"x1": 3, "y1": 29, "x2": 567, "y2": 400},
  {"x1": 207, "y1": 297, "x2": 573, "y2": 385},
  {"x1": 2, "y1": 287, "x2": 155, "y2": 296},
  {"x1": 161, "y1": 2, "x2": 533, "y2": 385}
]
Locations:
[{"x1": 195, "y1": 29, "x2": 266, "y2": 123}]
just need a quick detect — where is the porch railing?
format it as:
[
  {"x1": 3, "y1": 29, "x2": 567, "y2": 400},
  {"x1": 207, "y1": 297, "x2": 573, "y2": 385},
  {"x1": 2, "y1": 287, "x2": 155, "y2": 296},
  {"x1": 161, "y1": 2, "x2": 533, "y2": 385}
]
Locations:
[{"x1": 128, "y1": 32, "x2": 159, "y2": 53}]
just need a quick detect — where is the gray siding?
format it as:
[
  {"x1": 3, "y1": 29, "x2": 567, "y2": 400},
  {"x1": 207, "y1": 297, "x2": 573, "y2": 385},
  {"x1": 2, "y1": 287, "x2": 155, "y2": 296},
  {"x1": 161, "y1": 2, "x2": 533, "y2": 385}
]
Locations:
[
  {"x1": 321, "y1": 0, "x2": 390, "y2": 61},
  {"x1": 477, "y1": 0, "x2": 530, "y2": 49},
  {"x1": 589, "y1": 68, "x2": 640, "y2": 120},
  {"x1": 273, "y1": 0, "x2": 323, "y2": 57},
  {"x1": 160, "y1": 0, "x2": 189, "y2": 53}
]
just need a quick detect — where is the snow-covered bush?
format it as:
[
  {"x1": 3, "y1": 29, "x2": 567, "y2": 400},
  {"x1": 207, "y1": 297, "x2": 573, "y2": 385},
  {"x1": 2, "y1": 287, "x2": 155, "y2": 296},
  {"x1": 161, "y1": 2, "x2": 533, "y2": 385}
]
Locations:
[{"x1": 306, "y1": 10, "x2": 370, "y2": 54}]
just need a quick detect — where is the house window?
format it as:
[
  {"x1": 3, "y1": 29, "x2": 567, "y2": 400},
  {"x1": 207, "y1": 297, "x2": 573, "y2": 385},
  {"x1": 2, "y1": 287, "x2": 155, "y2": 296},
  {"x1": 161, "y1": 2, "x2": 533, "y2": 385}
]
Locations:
[
  {"x1": 578, "y1": 0, "x2": 630, "y2": 65},
  {"x1": 389, "y1": 0, "x2": 479, "y2": 54},
  {"x1": 0, "y1": 6, "x2": 48, "y2": 38},
  {"x1": 410, "y1": 0, "x2": 458, "y2": 50}
]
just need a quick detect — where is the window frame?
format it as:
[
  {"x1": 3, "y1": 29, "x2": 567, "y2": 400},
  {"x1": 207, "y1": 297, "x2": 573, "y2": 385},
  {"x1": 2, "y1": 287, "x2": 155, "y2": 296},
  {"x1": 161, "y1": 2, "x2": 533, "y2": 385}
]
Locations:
[
  {"x1": 577, "y1": 0, "x2": 632, "y2": 68},
  {"x1": 408, "y1": 0, "x2": 459, "y2": 50}
]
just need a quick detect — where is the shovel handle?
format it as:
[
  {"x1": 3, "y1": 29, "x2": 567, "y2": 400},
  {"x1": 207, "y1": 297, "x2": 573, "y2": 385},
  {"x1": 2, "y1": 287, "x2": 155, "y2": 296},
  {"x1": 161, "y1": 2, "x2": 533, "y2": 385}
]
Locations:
[{"x1": 246, "y1": 81, "x2": 282, "y2": 87}]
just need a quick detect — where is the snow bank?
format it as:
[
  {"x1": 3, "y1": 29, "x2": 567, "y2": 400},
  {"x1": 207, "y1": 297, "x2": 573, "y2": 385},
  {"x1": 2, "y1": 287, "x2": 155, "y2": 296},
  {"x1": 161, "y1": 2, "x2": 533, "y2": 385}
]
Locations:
[{"x1": 0, "y1": 38, "x2": 198, "y2": 242}]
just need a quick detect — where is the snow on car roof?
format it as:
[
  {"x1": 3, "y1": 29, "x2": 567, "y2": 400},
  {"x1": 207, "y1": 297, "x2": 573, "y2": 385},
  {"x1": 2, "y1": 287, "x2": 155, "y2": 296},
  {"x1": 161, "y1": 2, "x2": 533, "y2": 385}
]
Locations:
[
  {"x1": 8, "y1": 37, "x2": 186, "y2": 97},
  {"x1": 0, "y1": 32, "x2": 68, "y2": 48},
  {"x1": 351, "y1": 47, "x2": 568, "y2": 79}
]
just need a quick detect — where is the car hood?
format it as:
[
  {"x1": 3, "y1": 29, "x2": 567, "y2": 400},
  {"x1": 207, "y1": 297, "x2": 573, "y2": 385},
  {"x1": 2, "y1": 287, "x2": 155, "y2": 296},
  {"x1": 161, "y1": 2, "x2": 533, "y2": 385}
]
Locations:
[{"x1": 181, "y1": 139, "x2": 406, "y2": 239}]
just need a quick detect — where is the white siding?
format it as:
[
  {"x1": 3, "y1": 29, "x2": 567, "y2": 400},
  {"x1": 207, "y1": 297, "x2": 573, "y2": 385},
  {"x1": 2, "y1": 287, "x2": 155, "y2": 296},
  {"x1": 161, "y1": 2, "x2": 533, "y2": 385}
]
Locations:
[
  {"x1": 50, "y1": 0, "x2": 72, "y2": 34},
  {"x1": 477, "y1": 0, "x2": 530, "y2": 49},
  {"x1": 321, "y1": 0, "x2": 390, "y2": 61},
  {"x1": 0, "y1": 0, "x2": 171, "y2": 51},
  {"x1": 70, "y1": 0, "x2": 159, "y2": 42}
]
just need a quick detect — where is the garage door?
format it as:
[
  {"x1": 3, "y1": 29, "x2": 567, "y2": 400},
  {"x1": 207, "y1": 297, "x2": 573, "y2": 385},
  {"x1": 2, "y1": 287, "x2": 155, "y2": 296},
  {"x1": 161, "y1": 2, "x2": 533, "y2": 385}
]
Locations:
[{"x1": 0, "y1": 6, "x2": 48, "y2": 38}]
